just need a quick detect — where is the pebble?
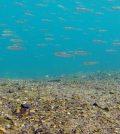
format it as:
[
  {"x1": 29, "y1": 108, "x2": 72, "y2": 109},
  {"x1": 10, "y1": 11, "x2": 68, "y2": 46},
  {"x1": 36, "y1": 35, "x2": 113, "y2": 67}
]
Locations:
[
  {"x1": 34, "y1": 128, "x2": 43, "y2": 134},
  {"x1": 21, "y1": 103, "x2": 31, "y2": 109},
  {"x1": 5, "y1": 124, "x2": 11, "y2": 129}
]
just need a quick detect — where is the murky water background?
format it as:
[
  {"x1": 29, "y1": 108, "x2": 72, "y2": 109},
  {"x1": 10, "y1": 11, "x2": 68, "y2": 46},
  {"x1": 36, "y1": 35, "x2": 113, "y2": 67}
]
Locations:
[{"x1": 0, "y1": 0, "x2": 120, "y2": 78}]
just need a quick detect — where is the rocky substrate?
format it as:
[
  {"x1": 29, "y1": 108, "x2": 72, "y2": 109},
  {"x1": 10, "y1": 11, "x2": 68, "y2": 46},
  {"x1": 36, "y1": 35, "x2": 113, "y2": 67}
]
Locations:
[{"x1": 0, "y1": 72, "x2": 120, "y2": 134}]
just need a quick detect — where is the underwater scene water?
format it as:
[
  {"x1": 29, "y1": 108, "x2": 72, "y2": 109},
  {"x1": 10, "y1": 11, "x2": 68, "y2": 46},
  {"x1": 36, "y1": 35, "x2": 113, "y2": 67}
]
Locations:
[
  {"x1": 0, "y1": 0, "x2": 120, "y2": 78},
  {"x1": 1, "y1": 1, "x2": 120, "y2": 133}
]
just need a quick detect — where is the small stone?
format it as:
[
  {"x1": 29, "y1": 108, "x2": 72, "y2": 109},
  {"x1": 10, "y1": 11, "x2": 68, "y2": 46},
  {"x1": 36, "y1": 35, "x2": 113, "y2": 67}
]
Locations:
[
  {"x1": 89, "y1": 126, "x2": 97, "y2": 132},
  {"x1": 93, "y1": 103, "x2": 98, "y2": 107},
  {"x1": 7, "y1": 89, "x2": 14, "y2": 93},
  {"x1": 103, "y1": 107, "x2": 109, "y2": 111},
  {"x1": 5, "y1": 124, "x2": 11, "y2": 129},
  {"x1": 57, "y1": 130, "x2": 64, "y2": 134},
  {"x1": 115, "y1": 128, "x2": 120, "y2": 133},
  {"x1": 72, "y1": 128, "x2": 76, "y2": 133},
  {"x1": 67, "y1": 112, "x2": 70, "y2": 115},
  {"x1": 109, "y1": 91, "x2": 114, "y2": 94},
  {"x1": 30, "y1": 109, "x2": 35, "y2": 113},
  {"x1": 0, "y1": 127, "x2": 7, "y2": 133},
  {"x1": 21, "y1": 103, "x2": 31, "y2": 109},
  {"x1": 22, "y1": 130, "x2": 28, "y2": 134},
  {"x1": 16, "y1": 99, "x2": 20, "y2": 102},
  {"x1": 34, "y1": 128, "x2": 43, "y2": 134},
  {"x1": 0, "y1": 101, "x2": 2, "y2": 105}
]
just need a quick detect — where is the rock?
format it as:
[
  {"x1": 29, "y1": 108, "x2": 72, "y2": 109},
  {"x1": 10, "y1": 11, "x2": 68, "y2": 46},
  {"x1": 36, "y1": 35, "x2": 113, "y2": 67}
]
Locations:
[
  {"x1": 34, "y1": 128, "x2": 43, "y2": 134},
  {"x1": 22, "y1": 130, "x2": 28, "y2": 134},
  {"x1": 48, "y1": 79, "x2": 61, "y2": 82},
  {"x1": 17, "y1": 103, "x2": 31, "y2": 115},
  {"x1": 21, "y1": 103, "x2": 31, "y2": 109},
  {"x1": 0, "y1": 101, "x2": 2, "y2": 105},
  {"x1": 5, "y1": 124, "x2": 11, "y2": 129},
  {"x1": 72, "y1": 128, "x2": 76, "y2": 133},
  {"x1": 0, "y1": 127, "x2": 7, "y2": 133},
  {"x1": 103, "y1": 107, "x2": 109, "y2": 112},
  {"x1": 7, "y1": 89, "x2": 14, "y2": 93},
  {"x1": 109, "y1": 91, "x2": 114, "y2": 94},
  {"x1": 93, "y1": 102, "x2": 99, "y2": 107},
  {"x1": 57, "y1": 130, "x2": 64, "y2": 134}
]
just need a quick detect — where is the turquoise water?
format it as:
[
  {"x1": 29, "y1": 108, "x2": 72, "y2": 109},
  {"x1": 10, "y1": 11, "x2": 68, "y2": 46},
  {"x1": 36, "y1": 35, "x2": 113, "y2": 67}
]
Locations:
[{"x1": 0, "y1": 0, "x2": 120, "y2": 78}]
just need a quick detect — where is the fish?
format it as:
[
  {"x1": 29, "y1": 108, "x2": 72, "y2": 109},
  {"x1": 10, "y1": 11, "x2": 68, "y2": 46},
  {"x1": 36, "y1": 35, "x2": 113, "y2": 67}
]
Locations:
[
  {"x1": 54, "y1": 52, "x2": 73, "y2": 58},
  {"x1": 83, "y1": 61, "x2": 98, "y2": 65},
  {"x1": 7, "y1": 45, "x2": 24, "y2": 51}
]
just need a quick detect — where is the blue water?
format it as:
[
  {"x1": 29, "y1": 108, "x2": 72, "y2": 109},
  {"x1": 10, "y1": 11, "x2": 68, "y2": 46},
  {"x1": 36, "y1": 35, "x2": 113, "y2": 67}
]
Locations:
[{"x1": 0, "y1": 0, "x2": 120, "y2": 78}]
